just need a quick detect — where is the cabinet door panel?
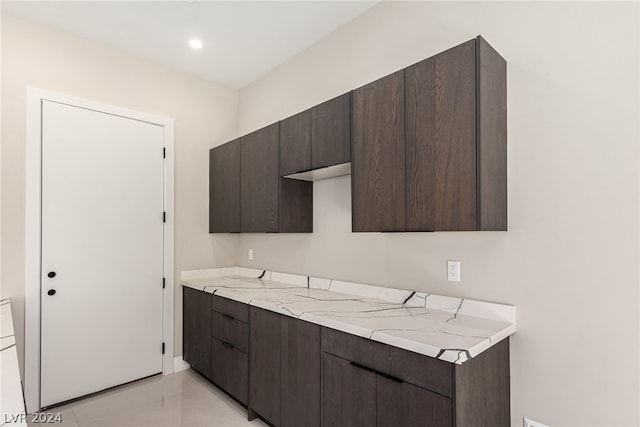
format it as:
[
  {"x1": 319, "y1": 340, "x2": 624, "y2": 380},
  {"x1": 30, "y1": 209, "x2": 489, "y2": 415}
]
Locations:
[
  {"x1": 406, "y1": 39, "x2": 476, "y2": 231},
  {"x1": 321, "y1": 353, "x2": 376, "y2": 427},
  {"x1": 280, "y1": 110, "x2": 311, "y2": 176},
  {"x1": 209, "y1": 140, "x2": 240, "y2": 233},
  {"x1": 249, "y1": 307, "x2": 281, "y2": 426},
  {"x1": 279, "y1": 178, "x2": 312, "y2": 233},
  {"x1": 377, "y1": 375, "x2": 452, "y2": 427},
  {"x1": 281, "y1": 318, "x2": 320, "y2": 427},
  {"x1": 352, "y1": 71, "x2": 405, "y2": 232},
  {"x1": 311, "y1": 93, "x2": 351, "y2": 169},
  {"x1": 241, "y1": 124, "x2": 279, "y2": 232},
  {"x1": 182, "y1": 287, "x2": 212, "y2": 380},
  {"x1": 211, "y1": 338, "x2": 248, "y2": 405}
]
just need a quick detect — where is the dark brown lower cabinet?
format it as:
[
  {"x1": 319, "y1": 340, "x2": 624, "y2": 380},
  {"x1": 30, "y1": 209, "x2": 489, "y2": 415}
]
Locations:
[
  {"x1": 249, "y1": 307, "x2": 321, "y2": 427},
  {"x1": 376, "y1": 375, "x2": 452, "y2": 427},
  {"x1": 321, "y1": 352, "x2": 451, "y2": 427},
  {"x1": 321, "y1": 327, "x2": 510, "y2": 427},
  {"x1": 321, "y1": 353, "x2": 376, "y2": 427},
  {"x1": 249, "y1": 308, "x2": 281, "y2": 425},
  {"x1": 211, "y1": 338, "x2": 248, "y2": 404},
  {"x1": 210, "y1": 295, "x2": 249, "y2": 405},
  {"x1": 281, "y1": 316, "x2": 320, "y2": 427},
  {"x1": 183, "y1": 291, "x2": 509, "y2": 427},
  {"x1": 182, "y1": 287, "x2": 212, "y2": 380}
]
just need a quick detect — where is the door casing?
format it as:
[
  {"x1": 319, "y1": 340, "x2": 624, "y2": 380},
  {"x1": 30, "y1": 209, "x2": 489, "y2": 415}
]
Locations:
[{"x1": 24, "y1": 87, "x2": 175, "y2": 413}]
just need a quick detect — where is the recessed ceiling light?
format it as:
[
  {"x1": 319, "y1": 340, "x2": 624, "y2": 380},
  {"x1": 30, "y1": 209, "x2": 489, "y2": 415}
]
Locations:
[{"x1": 189, "y1": 39, "x2": 203, "y2": 49}]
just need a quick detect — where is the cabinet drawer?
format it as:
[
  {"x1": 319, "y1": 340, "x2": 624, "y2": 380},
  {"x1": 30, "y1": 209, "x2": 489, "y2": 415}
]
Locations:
[
  {"x1": 389, "y1": 346, "x2": 452, "y2": 398},
  {"x1": 212, "y1": 311, "x2": 249, "y2": 353},
  {"x1": 212, "y1": 338, "x2": 248, "y2": 405},
  {"x1": 212, "y1": 295, "x2": 249, "y2": 322},
  {"x1": 322, "y1": 327, "x2": 452, "y2": 397},
  {"x1": 321, "y1": 328, "x2": 391, "y2": 374}
]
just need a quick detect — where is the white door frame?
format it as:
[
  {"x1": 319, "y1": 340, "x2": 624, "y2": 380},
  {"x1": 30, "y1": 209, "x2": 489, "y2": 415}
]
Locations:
[{"x1": 24, "y1": 87, "x2": 175, "y2": 413}]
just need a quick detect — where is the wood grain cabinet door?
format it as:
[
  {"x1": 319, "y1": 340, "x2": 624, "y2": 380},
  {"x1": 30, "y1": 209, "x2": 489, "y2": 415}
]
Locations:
[
  {"x1": 377, "y1": 375, "x2": 453, "y2": 427},
  {"x1": 352, "y1": 71, "x2": 406, "y2": 232},
  {"x1": 405, "y1": 39, "x2": 477, "y2": 231},
  {"x1": 209, "y1": 140, "x2": 240, "y2": 233},
  {"x1": 182, "y1": 287, "x2": 212, "y2": 380},
  {"x1": 280, "y1": 110, "x2": 311, "y2": 176},
  {"x1": 321, "y1": 353, "x2": 376, "y2": 427},
  {"x1": 211, "y1": 338, "x2": 248, "y2": 405},
  {"x1": 311, "y1": 93, "x2": 351, "y2": 169},
  {"x1": 249, "y1": 307, "x2": 281, "y2": 426},
  {"x1": 281, "y1": 317, "x2": 320, "y2": 427},
  {"x1": 240, "y1": 124, "x2": 279, "y2": 232}
]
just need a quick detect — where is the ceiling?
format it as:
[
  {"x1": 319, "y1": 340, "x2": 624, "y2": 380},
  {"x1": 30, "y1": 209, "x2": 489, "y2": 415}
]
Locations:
[{"x1": 1, "y1": 1, "x2": 377, "y2": 88}]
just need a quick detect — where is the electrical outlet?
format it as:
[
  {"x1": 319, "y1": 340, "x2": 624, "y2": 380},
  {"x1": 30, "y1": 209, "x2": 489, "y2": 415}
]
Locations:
[
  {"x1": 447, "y1": 261, "x2": 460, "y2": 282},
  {"x1": 523, "y1": 417, "x2": 549, "y2": 427},
  {"x1": 247, "y1": 248, "x2": 253, "y2": 261}
]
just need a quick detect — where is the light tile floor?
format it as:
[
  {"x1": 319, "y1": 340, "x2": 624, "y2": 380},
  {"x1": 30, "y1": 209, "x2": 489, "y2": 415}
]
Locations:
[{"x1": 29, "y1": 370, "x2": 268, "y2": 427}]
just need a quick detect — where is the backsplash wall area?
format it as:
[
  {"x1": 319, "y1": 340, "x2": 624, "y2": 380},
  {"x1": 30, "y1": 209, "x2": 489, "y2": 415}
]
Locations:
[{"x1": 230, "y1": 2, "x2": 639, "y2": 426}]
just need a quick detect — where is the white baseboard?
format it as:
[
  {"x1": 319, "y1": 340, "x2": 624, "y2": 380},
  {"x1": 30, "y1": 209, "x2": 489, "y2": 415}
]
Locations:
[{"x1": 173, "y1": 357, "x2": 190, "y2": 373}]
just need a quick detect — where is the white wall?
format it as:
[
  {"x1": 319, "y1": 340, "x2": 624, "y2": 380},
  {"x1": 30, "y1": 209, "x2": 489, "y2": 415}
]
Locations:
[
  {"x1": 0, "y1": 14, "x2": 240, "y2": 371},
  {"x1": 237, "y1": 2, "x2": 640, "y2": 426}
]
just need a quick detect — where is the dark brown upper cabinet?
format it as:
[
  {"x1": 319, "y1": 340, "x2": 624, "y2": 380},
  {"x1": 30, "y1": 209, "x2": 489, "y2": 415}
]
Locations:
[
  {"x1": 406, "y1": 36, "x2": 506, "y2": 231},
  {"x1": 351, "y1": 70, "x2": 406, "y2": 232},
  {"x1": 280, "y1": 93, "x2": 351, "y2": 179},
  {"x1": 278, "y1": 178, "x2": 312, "y2": 233},
  {"x1": 353, "y1": 36, "x2": 506, "y2": 232},
  {"x1": 405, "y1": 40, "x2": 477, "y2": 231},
  {"x1": 476, "y1": 36, "x2": 508, "y2": 231},
  {"x1": 210, "y1": 36, "x2": 505, "y2": 234},
  {"x1": 240, "y1": 124, "x2": 279, "y2": 233},
  {"x1": 311, "y1": 93, "x2": 351, "y2": 169},
  {"x1": 209, "y1": 139, "x2": 240, "y2": 233},
  {"x1": 279, "y1": 110, "x2": 311, "y2": 176}
]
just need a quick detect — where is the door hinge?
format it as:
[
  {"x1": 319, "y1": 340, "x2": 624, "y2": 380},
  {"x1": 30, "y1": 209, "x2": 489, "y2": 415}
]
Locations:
[
  {"x1": 163, "y1": 147, "x2": 166, "y2": 158},
  {"x1": 162, "y1": 277, "x2": 166, "y2": 289},
  {"x1": 162, "y1": 342, "x2": 165, "y2": 354},
  {"x1": 163, "y1": 212, "x2": 166, "y2": 223}
]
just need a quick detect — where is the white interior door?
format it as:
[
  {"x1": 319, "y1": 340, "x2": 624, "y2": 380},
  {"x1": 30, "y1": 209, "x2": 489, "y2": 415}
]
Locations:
[{"x1": 40, "y1": 100, "x2": 165, "y2": 407}]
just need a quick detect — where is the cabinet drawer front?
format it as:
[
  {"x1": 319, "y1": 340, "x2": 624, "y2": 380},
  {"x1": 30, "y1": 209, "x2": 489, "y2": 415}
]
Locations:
[
  {"x1": 321, "y1": 328, "x2": 391, "y2": 374},
  {"x1": 211, "y1": 338, "x2": 248, "y2": 405},
  {"x1": 211, "y1": 311, "x2": 249, "y2": 353},
  {"x1": 322, "y1": 327, "x2": 452, "y2": 397},
  {"x1": 212, "y1": 295, "x2": 249, "y2": 322},
  {"x1": 389, "y1": 346, "x2": 453, "y2": 398}
]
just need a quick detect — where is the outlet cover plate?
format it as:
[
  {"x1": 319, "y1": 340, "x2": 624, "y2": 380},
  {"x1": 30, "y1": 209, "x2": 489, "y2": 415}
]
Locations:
[{"x1": 447, "y1": 260, "x2": 460, "y2": 282}]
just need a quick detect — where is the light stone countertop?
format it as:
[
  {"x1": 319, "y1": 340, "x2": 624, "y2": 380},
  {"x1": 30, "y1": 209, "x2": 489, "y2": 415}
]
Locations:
[{"x1": 181, "y1": 267, "x2": 516, "y2": 364}]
